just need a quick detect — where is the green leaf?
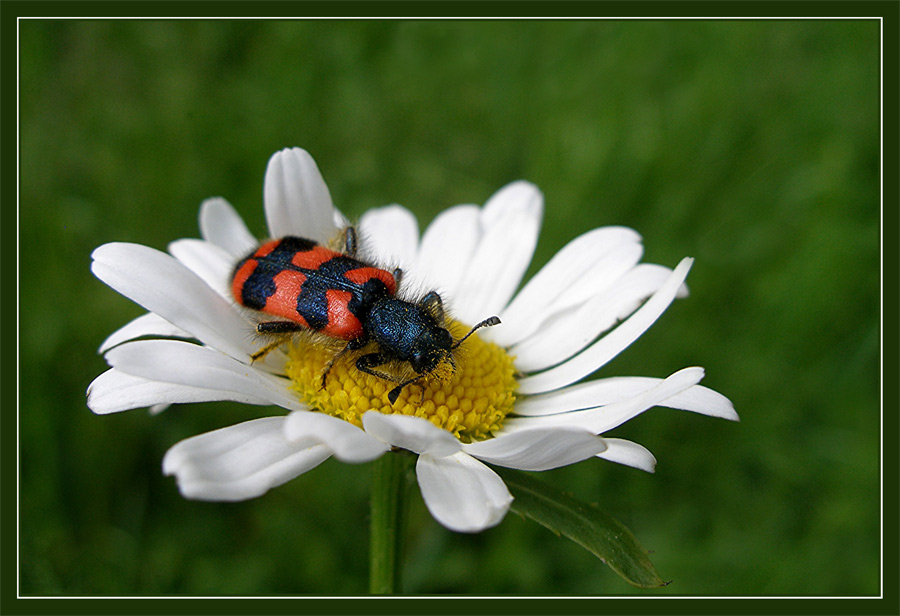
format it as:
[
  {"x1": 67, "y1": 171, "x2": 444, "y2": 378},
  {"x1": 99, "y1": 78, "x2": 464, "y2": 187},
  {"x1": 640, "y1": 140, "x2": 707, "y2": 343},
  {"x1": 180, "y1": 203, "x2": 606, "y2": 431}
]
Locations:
[{"x1": 494, "y1": 467, "x2": 668, "y2": 589}]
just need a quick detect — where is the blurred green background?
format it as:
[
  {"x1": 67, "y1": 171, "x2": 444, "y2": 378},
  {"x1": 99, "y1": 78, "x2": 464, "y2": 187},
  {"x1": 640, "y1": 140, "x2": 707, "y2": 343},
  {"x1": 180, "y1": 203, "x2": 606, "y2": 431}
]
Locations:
[{"x1": 19, "y1": 19, "x2": 880, "y2": 596}]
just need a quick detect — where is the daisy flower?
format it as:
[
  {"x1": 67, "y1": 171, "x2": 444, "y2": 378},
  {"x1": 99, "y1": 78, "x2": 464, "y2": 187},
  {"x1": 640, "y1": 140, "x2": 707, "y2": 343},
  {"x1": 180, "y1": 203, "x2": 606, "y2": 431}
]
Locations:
[{"x1": 88, "y1": 147, "x2": 737, "y2": 534}]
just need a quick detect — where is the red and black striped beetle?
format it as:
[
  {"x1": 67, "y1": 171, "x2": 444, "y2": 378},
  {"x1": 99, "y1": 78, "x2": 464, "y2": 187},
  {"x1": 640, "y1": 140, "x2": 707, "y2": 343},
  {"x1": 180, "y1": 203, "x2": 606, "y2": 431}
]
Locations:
[{"x1": 231, "y1": 228, "x2": 500, "y2": 404}]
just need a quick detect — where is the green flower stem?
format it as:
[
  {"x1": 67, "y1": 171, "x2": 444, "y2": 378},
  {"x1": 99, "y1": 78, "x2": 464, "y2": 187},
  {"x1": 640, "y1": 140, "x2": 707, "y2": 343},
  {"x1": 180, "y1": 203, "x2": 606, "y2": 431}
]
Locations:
[{"x1": 369, "y1": 450, "x2": 414, "y2": 594}]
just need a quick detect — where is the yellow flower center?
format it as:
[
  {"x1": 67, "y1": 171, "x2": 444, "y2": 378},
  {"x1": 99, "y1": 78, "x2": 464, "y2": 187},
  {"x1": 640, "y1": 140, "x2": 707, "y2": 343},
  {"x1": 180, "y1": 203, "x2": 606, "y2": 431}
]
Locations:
[{"x1": 284, "y1": 320, "x2": 518, "y2": 442}]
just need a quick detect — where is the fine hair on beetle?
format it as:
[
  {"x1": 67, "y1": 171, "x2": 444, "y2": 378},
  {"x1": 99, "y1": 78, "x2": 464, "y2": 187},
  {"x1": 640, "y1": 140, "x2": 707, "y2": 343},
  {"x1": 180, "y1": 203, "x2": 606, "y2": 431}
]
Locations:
[{"x1": 233, "y1": 225, "x2": 500, "y2": 404}]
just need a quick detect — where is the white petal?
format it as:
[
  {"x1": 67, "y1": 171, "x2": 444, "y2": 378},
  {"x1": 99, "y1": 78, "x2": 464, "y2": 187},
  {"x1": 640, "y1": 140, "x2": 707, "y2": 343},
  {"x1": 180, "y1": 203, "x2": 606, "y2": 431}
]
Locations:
[
  {"x1": 516, "y1": 257, "x2": 694, "y2": 394},
  {"x1": 416, "y1": 452, "x2": 513, "y2": 533},
  {"x1": 415, "y1": 204, "x2": 481, "y2": 299},
  {"x1": 546, "y1": 228, "x2": 644, "y2": 309},
  {"x1": 104, "y1": 339, "x2": 305, "y2": 412},
  {"x1": 594, "y1": 263, "x2": 688, "y2": 321},
  {"x1": 86, "y1": 368, "x2": 271, "y2": 414},
  {"x1": 452, "y1": 182, "x2": 543, "y2": 324},
  {"x1": 512, "y1": 263, "x2": 677, "y2": 372},
  {"x1": 597, "y1": 438, "x2": 657, "y2": 473},
  {"x1": 663, "y1": 382, "x2": 738, "y2": 421},
  {"x1": 505, "y1": 367, "x2": 705, "y2": 434},
  {"x1": 357, "y1": 204, "x2": 420, "y2": 271},
  {"x1": 162, "y1": 417, "x2": 331, "y2": 501},
  {"x1": 91, "y1": 242, "x2": 254, "y2": 359},
  {"x1": 198, "y1": 197, "x2": 258, "y2": 258},
  {"x1": 480, "y1": 180, "x2": 544, "y2": 228},
  {"x1": 487, "y1": 229, "x2": 643, "y2": 347},
  {"x1": 515, "y1": 376, "x2": 738, "y2": 421},
  {"x1": 463, "y1": 427, "x2": 607, "y2": 471},
  {"x1": 263, "y1": 147, "x2": 339, "y2": 242},
  {"x1": 168, "y1": 238, "x2": 235, "y2": 299},
  {"x1": 332, "y1": 208, "x2": 350, "y2": 230},
  {"x1": 284, "y1": 410, "x2": 390, "y2": 463},
  {"x1": 98, "y1": 312, "x2": 191, "y2": 354},
  {"x1": 361, "y1": 412, "x2": 461, "y2": 457}
]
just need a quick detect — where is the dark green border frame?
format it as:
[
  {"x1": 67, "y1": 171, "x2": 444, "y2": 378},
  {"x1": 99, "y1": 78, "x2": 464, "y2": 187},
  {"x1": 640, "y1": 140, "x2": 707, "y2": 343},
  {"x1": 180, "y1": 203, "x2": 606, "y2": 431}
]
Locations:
[
  {"x1": 3, "y1": 0, "x2": 900, "y2": 19},
  {"x1": 3, "y1": 1, "x2": 897, "y2": 614}
]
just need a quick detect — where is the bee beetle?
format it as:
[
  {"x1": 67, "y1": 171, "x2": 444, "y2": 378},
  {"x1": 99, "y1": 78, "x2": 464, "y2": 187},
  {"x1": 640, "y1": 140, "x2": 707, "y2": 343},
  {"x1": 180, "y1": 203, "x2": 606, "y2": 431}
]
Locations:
[{"x1": 231, "y1": 227, "x2": 500, "y2": 404}]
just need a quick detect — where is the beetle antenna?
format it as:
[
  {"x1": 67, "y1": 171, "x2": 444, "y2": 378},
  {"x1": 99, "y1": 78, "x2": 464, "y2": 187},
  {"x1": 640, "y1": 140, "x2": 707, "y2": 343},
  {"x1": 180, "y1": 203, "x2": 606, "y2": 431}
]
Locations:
[{"x1": 451, "y1": 316, "x2": 501, "y2": 350}]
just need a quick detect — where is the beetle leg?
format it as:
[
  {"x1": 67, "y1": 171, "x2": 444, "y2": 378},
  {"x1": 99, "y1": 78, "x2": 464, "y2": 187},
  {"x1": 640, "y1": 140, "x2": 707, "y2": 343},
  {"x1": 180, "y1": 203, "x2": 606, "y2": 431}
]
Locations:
[
  {"x1": 355, "y1": 352, "x2": 401, "y2": 383},
  {"x1": 320, "y1": 337, "x2": 368, "y2": 389},
  {"x1": 250, "y1": 321, "x2": 307, "y2": 361},
  {"x1": 250, "y1": 339, "x2": 287, "y2": 362},
  {"x1": 355, "y1": 354, "x2": 429, "y2": 404},
  {"x1": 392, "y1": 267, "x2": 403, "y2": 286},
  {"x1": 356, "y1": 354, "x2": 428, "y2": 404},
  {"x1": 257, "y1": 321, "x2": 307, "y2": 335},
  {"x1": 422, "y1": 290, "x2": 444, "y2": 323},
  {"x1": 343, "y1": 226, "x2": 358, "y2": 256},
  {"x1": 387, "y1": 374, "x2": 426, "y2": 405}
]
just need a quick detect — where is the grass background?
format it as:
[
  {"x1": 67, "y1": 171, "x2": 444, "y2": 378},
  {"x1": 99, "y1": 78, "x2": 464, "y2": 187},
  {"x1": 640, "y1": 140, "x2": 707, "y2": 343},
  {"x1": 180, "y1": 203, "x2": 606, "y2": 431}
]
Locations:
[{"x1": 18, "y1": 19, "x2": 880, "y2": 596}]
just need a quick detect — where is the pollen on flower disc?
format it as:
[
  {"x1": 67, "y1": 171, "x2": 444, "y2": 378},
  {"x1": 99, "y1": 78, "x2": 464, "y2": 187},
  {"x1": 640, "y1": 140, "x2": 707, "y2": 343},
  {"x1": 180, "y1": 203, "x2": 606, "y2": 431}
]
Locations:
[{"x1": 284, "y1": 321, "x2": 517, "y2": 442}]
